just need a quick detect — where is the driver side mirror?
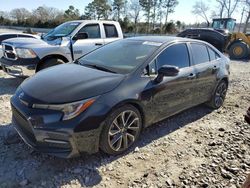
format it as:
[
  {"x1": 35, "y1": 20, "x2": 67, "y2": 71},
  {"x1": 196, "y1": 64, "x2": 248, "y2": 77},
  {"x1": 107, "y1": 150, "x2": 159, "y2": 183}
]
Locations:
[
  {"x1": 73, "y1": 32, "x2": 88, "y2": 40},
  {"x1": 155, "y1": 65, "x2": 179, "y2": 83}
]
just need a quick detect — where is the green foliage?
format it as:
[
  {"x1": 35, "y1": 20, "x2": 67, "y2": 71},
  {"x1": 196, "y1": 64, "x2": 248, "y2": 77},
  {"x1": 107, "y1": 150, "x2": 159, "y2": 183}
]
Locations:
[
  {"x1": 64, "y1": 6, "x2": 80, "y2": 20},
  {"x1": 164, "y1": 22, "x2": 176, "y2": 33},
  {"x1": 112, "y1": 0, "x2": 125, "y2": 20},
  {"x1": 84, "y1": 0, "x2": 111, "y2": 20}
]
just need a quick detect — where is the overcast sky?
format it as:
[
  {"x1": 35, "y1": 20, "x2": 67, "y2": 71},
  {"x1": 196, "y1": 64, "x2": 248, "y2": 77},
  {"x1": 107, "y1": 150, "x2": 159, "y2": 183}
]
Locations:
[{"x1": 0, "y1": 0, "x2": 244, "y2": 24}]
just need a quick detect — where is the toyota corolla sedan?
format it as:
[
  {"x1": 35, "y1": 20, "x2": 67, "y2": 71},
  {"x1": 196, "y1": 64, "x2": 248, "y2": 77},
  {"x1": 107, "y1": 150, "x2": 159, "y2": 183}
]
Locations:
[{"x1": 11, "y1": 36, "x2": 230, "y2": 158}]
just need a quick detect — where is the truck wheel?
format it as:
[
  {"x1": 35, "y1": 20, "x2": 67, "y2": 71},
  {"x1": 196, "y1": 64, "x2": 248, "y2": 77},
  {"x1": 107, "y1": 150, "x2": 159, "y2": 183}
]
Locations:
[
  {"x1": 37, "y1": 58, "x2": 64, "y2": 71},
  {"x1": 228, "y1": 42, "x2": 249, "y2": 59}
]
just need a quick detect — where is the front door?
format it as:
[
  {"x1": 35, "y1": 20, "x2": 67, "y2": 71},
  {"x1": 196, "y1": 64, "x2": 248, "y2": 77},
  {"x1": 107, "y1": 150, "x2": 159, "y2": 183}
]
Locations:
[
  {"x1": 148, "y1": 43, "x2": 197, "y2": 122},
  {"x1": 72, "y1": 24, "x2": 104, "y2": 59}
]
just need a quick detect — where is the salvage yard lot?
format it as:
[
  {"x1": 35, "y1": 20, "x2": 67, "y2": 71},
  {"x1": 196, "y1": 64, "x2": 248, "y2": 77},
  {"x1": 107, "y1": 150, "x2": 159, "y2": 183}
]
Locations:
[{"x1": 0, "y1": 60, "x2": 249, "y2": 187}]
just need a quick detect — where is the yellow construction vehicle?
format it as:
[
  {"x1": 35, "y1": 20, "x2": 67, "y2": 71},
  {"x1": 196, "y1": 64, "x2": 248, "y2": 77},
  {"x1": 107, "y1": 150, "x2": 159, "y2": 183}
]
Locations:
[
  {"x1": 178, "y1": 18, "x2": 250, "y2": 59},
  {"x1": 213, "y1": 18, "x2": 250, "y2": 59}
]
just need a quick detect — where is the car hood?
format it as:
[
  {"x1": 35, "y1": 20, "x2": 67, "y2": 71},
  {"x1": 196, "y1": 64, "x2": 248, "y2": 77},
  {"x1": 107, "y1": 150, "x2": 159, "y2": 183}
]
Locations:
[
  {"x1": 3, "y1": 37, "x2": 49, "y2": 48},
  {"x1": 20, "y1": 64, "x2": 125, "y2": 103},
  {"x1": 3, "y1": 37, "x2": 63, "y2": 49}
]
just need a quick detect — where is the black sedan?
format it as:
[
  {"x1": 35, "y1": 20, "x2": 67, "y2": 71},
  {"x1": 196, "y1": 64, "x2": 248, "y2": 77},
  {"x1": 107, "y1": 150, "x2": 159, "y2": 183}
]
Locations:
[{"x1": 11, "y1": 36, "x2": 230, "y2": 158}]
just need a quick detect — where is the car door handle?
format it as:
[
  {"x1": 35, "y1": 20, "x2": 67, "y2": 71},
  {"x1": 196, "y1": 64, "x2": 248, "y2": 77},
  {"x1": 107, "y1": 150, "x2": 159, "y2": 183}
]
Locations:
[
  {"x1": 95, "y1": 43, "x2": 103, "y2": 46},
  {"x1": 187, "y1": 73, "x2": 196, "y2": 79}
]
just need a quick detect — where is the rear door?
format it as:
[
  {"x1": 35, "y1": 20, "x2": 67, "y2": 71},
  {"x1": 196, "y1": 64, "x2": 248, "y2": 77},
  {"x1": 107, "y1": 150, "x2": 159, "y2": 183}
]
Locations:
[
  {"x1": 72, "y1": 23, "x2": 105, "y2": 59},
  {"x1": 189, "y1": 43, "x2": 220, "y2": 103}
]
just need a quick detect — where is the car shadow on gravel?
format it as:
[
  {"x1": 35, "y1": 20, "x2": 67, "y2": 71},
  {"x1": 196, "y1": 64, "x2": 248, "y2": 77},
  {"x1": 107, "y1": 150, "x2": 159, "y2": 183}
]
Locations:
[
  {"x1": 0, "y1": 77, "x2": 23, "y2": 95},
  {"x1": 0, "y1": 104, "x2": 213, "y2": 187}
]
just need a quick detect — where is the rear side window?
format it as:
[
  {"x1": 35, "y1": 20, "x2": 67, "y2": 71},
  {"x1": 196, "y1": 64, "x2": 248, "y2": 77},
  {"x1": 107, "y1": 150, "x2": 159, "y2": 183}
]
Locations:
[
  {"x1": 157, "y1": 43, "x2": 190, "y2": 68},
  {"x1": 190, "y1": 43, "x2": 210, "y2": 65},
  {"x1": 78, "y1": 24, "x2": 101, "y2": 39},
  {"x1": 207, "y1": 47, "x2": 220, "y2": 61},
  {"x1": 0, "y1": 34, "x2": 17, "y2": 44},
  {"x1": 104, "y1": 24, "x2": 118, "y2": 38}
]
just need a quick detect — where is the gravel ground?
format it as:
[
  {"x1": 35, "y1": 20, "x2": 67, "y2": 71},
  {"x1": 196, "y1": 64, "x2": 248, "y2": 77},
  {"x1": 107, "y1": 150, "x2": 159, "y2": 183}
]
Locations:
[{"x1": 0, "y1": 60, "x2": 249, "y2": 188}]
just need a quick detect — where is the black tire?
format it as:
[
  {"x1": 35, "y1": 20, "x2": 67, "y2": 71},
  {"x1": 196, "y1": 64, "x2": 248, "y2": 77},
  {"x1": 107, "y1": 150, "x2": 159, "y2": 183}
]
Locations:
[
  {"x1": 228, "y1": 42, "x2": 249, "y2": 60},
  {"x1": 38, "y1": 58, "x2": 64, "y2": 71},
  {"x1": 206, "y1": 80, "x2": 228, "y2": 109},
  {"x1": 100, "y1": 105, "x2": 142, "y2": 155}
]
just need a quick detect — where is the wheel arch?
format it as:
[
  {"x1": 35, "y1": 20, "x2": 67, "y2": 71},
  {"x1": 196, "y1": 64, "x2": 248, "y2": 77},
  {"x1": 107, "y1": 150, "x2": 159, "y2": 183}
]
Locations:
[
  {"x1": 211, "y1": 77, "x2": 229, "y2": 96},
  {"x1": 36, "y1": 54, "x2": 69, "y2": 72}
]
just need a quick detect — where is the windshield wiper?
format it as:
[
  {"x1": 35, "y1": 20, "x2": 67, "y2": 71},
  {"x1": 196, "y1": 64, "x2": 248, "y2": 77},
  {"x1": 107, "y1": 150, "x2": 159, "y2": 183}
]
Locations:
[{"x1": 83, "y1": 64, "x2": 117, "y2": 73}]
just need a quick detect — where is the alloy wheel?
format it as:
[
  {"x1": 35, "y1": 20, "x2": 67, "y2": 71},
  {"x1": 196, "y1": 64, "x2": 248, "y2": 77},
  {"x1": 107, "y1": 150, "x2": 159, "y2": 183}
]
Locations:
[
  {"x1": 108, "y1": 110, "x2": 140, "y2": 152},
  {"x1": 215, "y1": 82, "x2": 227, "y2": 107}
]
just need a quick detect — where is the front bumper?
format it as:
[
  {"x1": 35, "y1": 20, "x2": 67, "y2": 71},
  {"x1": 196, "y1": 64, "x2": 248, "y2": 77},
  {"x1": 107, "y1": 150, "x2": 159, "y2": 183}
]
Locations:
[
  {"x1": 245, "y1": 107, "x2": 250, "y2": 125},
  {"x1": 11, "y1": 100, "x2": 102, "y2": 158},
  {"x1": 0, "y1": 57, "x2": 39, "y2": 77}
]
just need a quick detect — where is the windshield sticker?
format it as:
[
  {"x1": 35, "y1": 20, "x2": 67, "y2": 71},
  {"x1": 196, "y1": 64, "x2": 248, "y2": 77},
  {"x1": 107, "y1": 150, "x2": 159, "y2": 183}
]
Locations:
[
  {"x1": 143, "y1": 41, "x2": 162, "y2": 46},
  {"x1": 70, "y1": 23, "x2": 80, "y2": 26}
]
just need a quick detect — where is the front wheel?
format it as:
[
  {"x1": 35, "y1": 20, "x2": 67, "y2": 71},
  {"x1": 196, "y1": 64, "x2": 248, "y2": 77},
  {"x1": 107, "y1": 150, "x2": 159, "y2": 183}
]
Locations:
[
  {"x1": 100, "y1": 105, "x2": 142, "y2": 155},
  {"x1": 207, "y1": 80, "x2": 228, "y2": 109}
]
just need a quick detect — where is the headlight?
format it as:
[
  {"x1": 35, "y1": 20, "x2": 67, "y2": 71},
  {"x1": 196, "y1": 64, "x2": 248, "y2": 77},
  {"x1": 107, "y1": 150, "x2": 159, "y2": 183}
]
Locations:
[
  {"x1": 15, "y1": 48, "x2": 37, "y2": 58},
  {"x1": 32, "y1": 97, "x2": 97, "y2": 120}
]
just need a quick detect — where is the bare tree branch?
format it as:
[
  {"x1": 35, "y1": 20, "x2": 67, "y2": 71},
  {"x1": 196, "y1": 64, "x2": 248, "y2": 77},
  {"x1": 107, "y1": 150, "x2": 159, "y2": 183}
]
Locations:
[{"x1": 192, "y1": 0, "x2": 210, "y2": 26}]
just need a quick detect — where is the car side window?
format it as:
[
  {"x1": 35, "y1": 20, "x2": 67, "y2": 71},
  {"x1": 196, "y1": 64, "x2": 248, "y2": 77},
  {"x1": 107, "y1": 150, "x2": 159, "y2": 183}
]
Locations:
[
  {"x1": 104, "y1": 24, "x2": 118, "y2": 38},
  {"x1": 190, "y1": 43, "x2": 210, "y2": 65},
  {"x1": 157, "y1": 43, "x2": 190, "y2": 69},
  {"x1": 78, "y1": 24, "x2": 101, "y2": 39},
  {"x1": 207, "y1": 46, "x2": 220, "y2": 61}
]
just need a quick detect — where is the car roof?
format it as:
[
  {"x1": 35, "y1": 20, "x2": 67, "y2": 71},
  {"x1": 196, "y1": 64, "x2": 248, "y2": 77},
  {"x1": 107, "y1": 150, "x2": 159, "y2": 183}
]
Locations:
[
  {"x1": 127, "y1": 36, "x2": 204, "y2": 44},
  {"x1": 66, "y1": 20, "x2": 119, "y2": 24}
]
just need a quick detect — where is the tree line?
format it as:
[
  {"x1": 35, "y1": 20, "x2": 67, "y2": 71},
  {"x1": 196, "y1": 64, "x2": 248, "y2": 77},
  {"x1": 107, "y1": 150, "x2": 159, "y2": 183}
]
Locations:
[
  {"x1": 192, "y1": 0, "x2": 250, "y2": 32},
  {"x1": 0, "y1": 0, "x2": 249, "y2": 34}
]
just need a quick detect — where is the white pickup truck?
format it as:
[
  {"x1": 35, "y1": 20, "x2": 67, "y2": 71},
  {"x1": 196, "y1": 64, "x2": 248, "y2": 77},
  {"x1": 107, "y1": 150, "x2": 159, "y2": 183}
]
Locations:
[
  {"x1": 0, "y1": 20, "x2": 123, "y2": 77},
  {"x1": 0, "y1": 33, "x2": 39, "y2": 60}
]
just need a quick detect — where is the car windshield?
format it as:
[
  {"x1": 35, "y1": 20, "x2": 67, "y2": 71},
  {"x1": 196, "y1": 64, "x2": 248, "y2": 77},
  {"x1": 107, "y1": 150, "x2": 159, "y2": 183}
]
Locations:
[
  {"x1": 43, "y1": 22, "x2": 80, "y2": 41},
  {"x1": 78, "y1": 39, "x2": 161, "y2": 74}
]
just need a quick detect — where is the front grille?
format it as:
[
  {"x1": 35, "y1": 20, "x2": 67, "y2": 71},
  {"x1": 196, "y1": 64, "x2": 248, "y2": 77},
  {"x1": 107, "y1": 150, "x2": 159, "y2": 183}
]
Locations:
[
  {"x1": 3, "y1": 44, "x2": 17, "y2": 60},
  {"x1": 11, "y1": 104, "x2": 36, "y2": 142}
]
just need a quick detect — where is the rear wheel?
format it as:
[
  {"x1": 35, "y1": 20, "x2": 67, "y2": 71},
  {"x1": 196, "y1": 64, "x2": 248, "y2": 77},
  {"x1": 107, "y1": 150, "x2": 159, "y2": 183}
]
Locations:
[
  {"x1": 207, "y1": 80, "x2": 228, "y2": 109},
  {"x1": 100, "y1": 105, "x2": 142, "y2": 155},
  {"x1": 37, "y1": 58, "x2": 64, "y2": 71},
  {"x1": 228, "y1": 41, "x2": 249, "y2": 59}
]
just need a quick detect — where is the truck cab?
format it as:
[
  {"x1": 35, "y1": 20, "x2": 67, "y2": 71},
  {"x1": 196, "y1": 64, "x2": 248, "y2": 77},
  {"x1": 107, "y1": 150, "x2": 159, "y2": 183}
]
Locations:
[{"x1": 0, "y1": 20, "x2": 123, "y2": 77}]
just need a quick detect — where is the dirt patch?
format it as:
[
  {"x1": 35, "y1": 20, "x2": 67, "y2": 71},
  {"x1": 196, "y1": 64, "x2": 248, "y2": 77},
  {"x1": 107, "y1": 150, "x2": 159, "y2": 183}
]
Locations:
[{"x1": 0, "y1": 61, "x2": 249, "y2": 187}]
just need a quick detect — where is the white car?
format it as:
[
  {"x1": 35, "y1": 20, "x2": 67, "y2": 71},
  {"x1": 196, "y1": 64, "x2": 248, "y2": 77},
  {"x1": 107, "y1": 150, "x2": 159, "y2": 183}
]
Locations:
[{"x1": 0, "y1": 20, "x2": 123, "y2": 77}]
